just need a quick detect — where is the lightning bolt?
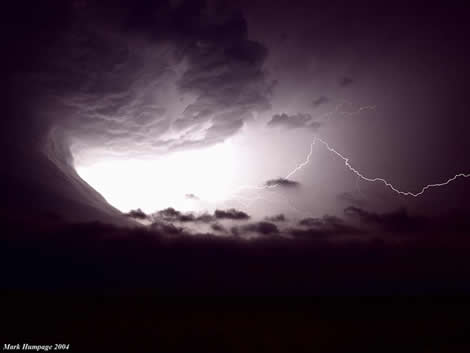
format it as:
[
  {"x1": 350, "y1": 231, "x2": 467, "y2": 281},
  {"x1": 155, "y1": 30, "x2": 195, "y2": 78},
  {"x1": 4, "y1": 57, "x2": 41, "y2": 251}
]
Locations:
[
  {"x1": 220, "y1": 103, "x2": 468, "y2": 214},
  {"x1": 229, "y1": 102, "x2": 375, "y2": 194},
  {"x1": 227, "y1": 135, "x2": 469, "y2": 204},
  {"x1": 313, "y1": 137, "x2": 470, "y2": 197},
  {"x1": 285, "y1": 139, "x2": 315, "y2": 180},
  {"x1": 229, "y1": 137, "x2": 315, "y2": 195}
]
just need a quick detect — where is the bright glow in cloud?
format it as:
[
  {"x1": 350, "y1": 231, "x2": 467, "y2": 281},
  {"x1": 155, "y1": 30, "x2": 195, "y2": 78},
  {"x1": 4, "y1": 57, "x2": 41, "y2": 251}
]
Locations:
[{"x1": 75, "y1": 140, "x2": 240, "y2": 213}]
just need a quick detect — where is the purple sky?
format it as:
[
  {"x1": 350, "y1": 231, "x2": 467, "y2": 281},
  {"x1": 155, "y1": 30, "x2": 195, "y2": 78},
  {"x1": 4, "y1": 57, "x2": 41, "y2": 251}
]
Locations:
[{"x1": 2, "y1": 0, "x2": 470, "y2": 293}]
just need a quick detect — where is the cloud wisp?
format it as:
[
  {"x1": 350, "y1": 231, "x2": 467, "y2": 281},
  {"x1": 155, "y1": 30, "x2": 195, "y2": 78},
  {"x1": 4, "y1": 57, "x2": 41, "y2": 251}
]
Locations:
[{"x1": 267, "y1": 113, "x2": 322, "y2": 131}]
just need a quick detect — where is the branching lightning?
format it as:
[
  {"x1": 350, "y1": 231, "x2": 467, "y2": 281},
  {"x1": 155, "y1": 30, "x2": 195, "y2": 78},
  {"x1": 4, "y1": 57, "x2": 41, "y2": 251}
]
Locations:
[
  {"x1": 313, "y1": 137, "x2": 470, "y2": 197},
  {"x1": 227, "y1": 135, "x2": 469, "y2": 204},
  {"x1": 219, "y1": 103, "x2": 469, "y2": 214},
  {"x1": 285, "y1": 140, "x2": 315, "y2": 180}
]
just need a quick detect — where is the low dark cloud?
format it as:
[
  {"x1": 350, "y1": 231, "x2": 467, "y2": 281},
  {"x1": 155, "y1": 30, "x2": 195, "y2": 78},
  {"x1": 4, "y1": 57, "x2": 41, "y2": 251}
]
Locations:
[
  {"x1": 265, "y1": 178, "x2": 300, "y2": 188},
  {"x1": 154, "y1": 207, "x2": 254, "y2": 223},
  {"x1": 196, "y1": 213, "x2": 217, "y2": 223},
  {"x1": 3, "y1": 204, "x2": 470, "y2": 294},
  {"x1": 299, "y1": 218, "x2": 323, "y2": 227},
  {"x1": 211, "y1": 223, "x2": 227, "y2": 233},
  {"x1": 265, "y1": 214, "x2": 287, "y2": 222},
  {"x1": 154, "y1": 207, "x2": 216, "y2": 223},
  {"x1": 344, "y1": 206, "x2": 424, "y2": 233},
  {"x1": 341, "y1": 206, "x2": 470, "y2": 238},
  {"x1": 245, "y1": 221, "x2": 279, "y2": 235},
  {"x1": 156, "y1": 208, "x2": 183, "y2": 220},
  {"x1": 296, "y1": 215, "x2": 361, "y2": 237},
  {"x1": 155, "y1": 207, "x2": 197, "y2": 222},
  {"x1": 312, "y1": 96, "x2": 329, "y2": 107},
  {"x1": 266, "y1": 113, "x2": 321, "y2": 130},
  {"x1": 11, "y1": 213, "x2": 470, "y2": 294},
  {"x1": 214, "y1": 208, "x2": 250, "y2": 220},
  {"x1": 124, "y1": 208, "x2": 148, "y2": 220},
  {"x1": 150, "y1": 220, "x2": 184, "y2": 235},
  {"x1": 231, "y1": 221, "x2": 279, "y2": 236}
]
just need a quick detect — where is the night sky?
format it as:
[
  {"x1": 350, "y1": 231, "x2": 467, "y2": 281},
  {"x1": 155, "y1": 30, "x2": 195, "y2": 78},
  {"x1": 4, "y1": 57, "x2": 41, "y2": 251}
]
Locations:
[{"x1": 2, "y1": 0, "x2": 470, "y2": 294}]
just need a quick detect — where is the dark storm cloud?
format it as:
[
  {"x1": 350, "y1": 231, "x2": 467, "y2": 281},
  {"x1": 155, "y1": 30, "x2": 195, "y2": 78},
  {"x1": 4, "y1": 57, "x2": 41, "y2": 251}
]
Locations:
[
  {"x1": 232, "y1": 221, "x2": 279, "y2": 236},
  {"x1": 340, "y1": 206, "x2": 470, "y2": 237},
  {"x1": 154, "y1": 207, "x2": 255, "y2": 223},
  {"x1": 246, "y1": 221, "x2": 279, "y2": 234},
  {"x1": 295, "y1": 215, "x2": 361, "y2": 237},
  {"x1": 155, "y1": 207, "x2": 196, "y2": 222},
  {"x1": 265, "y1": 214, "x2": 287, "y2": 222},
  {"x1": 60, "y1": 2, "x2": 272, "y2": 156},
  {"x1": 214, "y1": 208, "x2": 250, "y2": 220},
  {"x1": 154, "y1": 207, "x2": 271, "y2": 224},
  {"x1": 0, "y1": 2, "x2": 139, "y2": 226},
  {"x1": 344, "y1": 206, "x2": 424, "y2": 233},
  {"x1": 157, "y1": 207, "x2": 183, "y2": 219},
  {"x1": 166, "y1": 3, "x2": 272, "y2": 150},
  {"x1": 211, "y1": 223, "x2": 227, "y2": 232},
  {"x1": 312, "y1": 96, "x2": 329, "y2": 107},
  {"x1": 179, "y1": 214, "x2": 198, "y2": 222},
  {"x1": 154, "y1": 207, "x2": 215, "y2": 223},
  {"x1": 299, "y1": 218, "x2": 323, "y2": 227},
  {"x1": 267, "y1": 113, "x2": 321, "y2": 130},
  {"x1": 1, "y1": 0, "x2": 273, "y2": 226},
  {"x1": 5, "y1": 213, "x2": 470, "y2": 294},
  {"x1": 265, "y1": 178, "x2": 300, "y2": 188},
  {"x1": 124, "y1": 208, "x2": 149, "y2": 220},
  {"x1": 150, "y1": 220, "x2": 184, "y2": 235},
  {"x1": 196, "y1": 213, "x2": 217, "y2": 223}
]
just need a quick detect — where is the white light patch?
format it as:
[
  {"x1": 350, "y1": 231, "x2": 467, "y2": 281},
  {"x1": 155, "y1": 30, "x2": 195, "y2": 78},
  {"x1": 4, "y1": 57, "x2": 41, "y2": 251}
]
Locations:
[{"x1": 75, "y1": 141, "x2": 239, "y2": 214}]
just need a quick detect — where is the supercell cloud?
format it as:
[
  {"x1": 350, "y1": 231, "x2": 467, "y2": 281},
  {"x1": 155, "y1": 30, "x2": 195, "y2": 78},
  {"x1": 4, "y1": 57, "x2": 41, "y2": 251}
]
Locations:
[{"x1": 2, "y1": 0, "x2": 470, "y2": 295}]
